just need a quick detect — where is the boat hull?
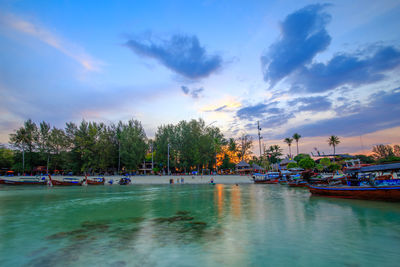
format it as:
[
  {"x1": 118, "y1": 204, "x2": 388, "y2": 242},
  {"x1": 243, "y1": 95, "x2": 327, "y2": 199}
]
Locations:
[
  {"x1": 288, "y1": 182, "x2": 307, "y2": 188},
  {"x1": 87, "y1": 179, "x2": 105, "y2": 185},
  {"x1": 254, "y1": 180, "x2": 279, "y2": 184},
  {"x1": 0, "y1": 178, "x2": 46, "y2": 185},
  {"x1": 51, "y1": 180, "x2": 82, "y2": 186},
  {"x1": 308, "y1": 185, "x2": 400, "y2": 201}
]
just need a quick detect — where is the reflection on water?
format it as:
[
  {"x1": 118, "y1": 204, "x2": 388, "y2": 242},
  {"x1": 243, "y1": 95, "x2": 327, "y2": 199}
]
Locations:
[{"x1": 1, "y1": 185, "x2": 400, "y2": 266}]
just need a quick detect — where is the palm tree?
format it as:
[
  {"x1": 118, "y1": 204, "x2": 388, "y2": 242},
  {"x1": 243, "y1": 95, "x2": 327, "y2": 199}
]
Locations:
[
  {"x1": 284, "y1": 137, "x2": 293, "y2": 158},
  {"x1": 292, "y1": 133, "x2": 301, "y2": 155},
  {"x1": 328, "y1": 135, "x2": 340, "y2": 155}
]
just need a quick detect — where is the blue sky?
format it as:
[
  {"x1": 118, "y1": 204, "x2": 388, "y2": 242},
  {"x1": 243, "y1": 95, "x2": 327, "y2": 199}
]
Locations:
[{"x1": 1, "y1": 0, "x2": 400, "y2": 156}]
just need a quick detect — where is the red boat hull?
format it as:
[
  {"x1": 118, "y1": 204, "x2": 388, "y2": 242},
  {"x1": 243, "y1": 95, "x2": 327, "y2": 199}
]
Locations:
[
  {"x1": 87, "y1": 179, "x2": 105, "y2": 185},
  {"x1": 51, "y1": 180, "x2": 82, "y2": 186},
  {"x1": 308, "y1": 185, "x2": 400, "y2": 201},
  {"x1": 0, "y1": 178, "x2": 46, "y2": 185},
  {"x1": 288, "y1": 182, "x2": 307, "y2": 188},
  {"x1": 254, "y1": 179, "x2": 279, "y2": 184}
]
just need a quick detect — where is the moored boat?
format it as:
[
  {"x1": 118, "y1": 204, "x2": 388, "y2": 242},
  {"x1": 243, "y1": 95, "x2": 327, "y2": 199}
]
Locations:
[
  {"x1": 0, "y1": 176, "x2": 47, "y2": 185},
  {"x1": 253, "y1": 172, "x2": 280, "y2": 184},
  {"x1": 288, "y1": 180, "x2": 308, "y2": 187},
  {"x1": 86, "y1": 177, "x2": 105, "y2": 185},
  {"x1": 308, "y1": 184, "x2": 400, "y2": 201},
  {"x1": 49, "y1": 174, "x2": 82, "y2": 186}
]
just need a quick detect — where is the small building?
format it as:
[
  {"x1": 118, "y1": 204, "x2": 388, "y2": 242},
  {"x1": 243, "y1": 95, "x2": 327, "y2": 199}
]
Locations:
[
  {"x1": 251, "y1": 163, "x2": 264, "y2": 173},
  {"x1": 280, "y1": 158, "x2": 297, "y2": 170},
  {"x1": 236, "y1": 161, "x2": 252, "y2": 174},
  {"x1": 138, "y1": 161, "x2": 153, "y2": 175}
]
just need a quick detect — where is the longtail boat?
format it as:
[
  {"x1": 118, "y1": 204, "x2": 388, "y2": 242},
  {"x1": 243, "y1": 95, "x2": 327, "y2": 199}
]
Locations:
[
  {"x1": 253, "y1": 172, "x2": 280, "y2": 184},
  {"x1": 86, "y1": 177, "x2": 105, "y2": 185},
  {"x1": 0, "y1": 176, "x2": 47, "y2": 185},
  {"x1": 48, "y1": 174, "x2": 82, "y2": 186},
  {"x1": 288, "y1": 180, "x2": 308, "y2": 187},
  {"x1": 307, "y1": 184, "x2": 400, "y2": 201}
]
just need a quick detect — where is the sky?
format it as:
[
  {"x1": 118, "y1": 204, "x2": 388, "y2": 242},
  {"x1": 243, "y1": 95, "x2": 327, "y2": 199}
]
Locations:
[{"x1": 1, "y1": 0, "x2": 400, "y2": 157}]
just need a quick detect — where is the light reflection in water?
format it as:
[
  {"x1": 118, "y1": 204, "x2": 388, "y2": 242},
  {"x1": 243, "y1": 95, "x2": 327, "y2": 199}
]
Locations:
[
  {"x1": 214, "y1": 184, "x2": 224, "y2": 218},
  {"x1": 231, "y1": 185, "x2": 241, "y2": 219}
]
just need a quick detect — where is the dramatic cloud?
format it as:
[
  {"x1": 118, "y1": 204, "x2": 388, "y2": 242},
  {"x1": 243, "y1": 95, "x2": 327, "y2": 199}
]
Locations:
[
  {"x1": 260, "y1": 113, "x2": 295, "y2": 128},
  {"x1": 261, "y1": 4, "x2": 331, "y2": 85},
  {"x1": 0, "y1": 13, "x2": 102, "y2": 71},
  {"x1": 289, "y1": 96, "x2": 332, "y2": 112},
  {"x1": 281, "y1": 88, "x2": 400, "y2": 137},
  {"x1": 236, "y1": 102, "x2": 282, "y2": 120},
  {"x1": 126, "y1": 34, "x2": 222, "y2": 79},
  {"x1": 291, "y1": 45, "x2": 400, "y2": 93},
  {"x1": 181, "y1": 85, "x2": 204, "y2": 99}
]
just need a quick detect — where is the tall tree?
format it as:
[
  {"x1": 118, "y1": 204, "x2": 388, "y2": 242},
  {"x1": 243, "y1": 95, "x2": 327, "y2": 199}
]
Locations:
[
  {"x1": 237, "y1": 134, "x2": 253, "y2": 161},
  {"x1": 328, "y1": 135, "x2": 340, "y2": 155},
  {"x1": 9, "y1": 119, "x2": 38, "y2": 172},
  {"x1": 372, "y1": 144, "x2": 394, "y2": 159},
  {"x1": 38, "y1": 121, "x2": 51, "y2": 172},
  {"x1": 284, "y1": 137, "x2": 293, "y2": 158},
  {"x1": 119, "y1": 120, "x2": 148, "y2": 172},
  {"x1": 265, "y1": 145, "x2": 283, "y2": 164},
  {"x1": 292, "y1": 133, "x2": 301, "y2": 155}
]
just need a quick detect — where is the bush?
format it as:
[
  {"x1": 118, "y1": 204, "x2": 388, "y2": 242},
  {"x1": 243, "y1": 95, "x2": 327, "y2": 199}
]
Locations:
[
  {"x1": 287, "y1": 162, "x2": 298, "y2": 169},
  {"x1": 319, "y1": 158, "x2": 330, "y2": 167},
  {"x1": 298, "y1": 158, "x2": 315, "y2": 170},
  {"x1": 294, "y1": 153, "x2": 311, "y2": 162},
  {"x1": 328, "y1": 163, "x2": 341, "y2": 172},
  {"x1": 316, "y1": 164, "x2": 324, "y2": 171}
]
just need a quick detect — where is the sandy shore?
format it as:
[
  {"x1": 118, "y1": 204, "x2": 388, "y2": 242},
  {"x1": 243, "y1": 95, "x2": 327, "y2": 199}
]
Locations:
[{"x1": 1, "y1": 175, "x2": 255, "y2": 185}]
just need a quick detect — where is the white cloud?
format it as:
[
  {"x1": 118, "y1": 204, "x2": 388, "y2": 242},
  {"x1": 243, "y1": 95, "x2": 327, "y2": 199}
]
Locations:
[{"x1": 0, "y1": 12, "x2": 103, "y2": 71}]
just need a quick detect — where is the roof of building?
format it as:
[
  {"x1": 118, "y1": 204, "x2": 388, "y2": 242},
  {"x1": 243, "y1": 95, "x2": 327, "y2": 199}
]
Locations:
[
  {"x1": 280, "y1": 158, "x2": 296, "y2": 165},
  {"x1": 358, "y1": 163, "x2": 400, "y2": 173},
  {"x1": 251, "y1": 163, "x2": 263, "y2": 170},
  {"x1": 236, "y1": 161, "x2": 250, "y2": 167}
]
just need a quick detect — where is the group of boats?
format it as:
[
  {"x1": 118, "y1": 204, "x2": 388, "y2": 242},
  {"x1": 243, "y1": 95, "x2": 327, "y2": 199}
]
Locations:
[
  {"x1": 252, "y1": 163, "x2": 400, "y2": 201},
  {"x1": 0, "y1": 174, "x2": 132, "y2": 186}
]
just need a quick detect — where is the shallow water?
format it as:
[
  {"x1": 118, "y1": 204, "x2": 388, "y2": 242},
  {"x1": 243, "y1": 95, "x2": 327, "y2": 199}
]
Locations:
[{"x1": 1, "y1": 184, "x2": 400, "y2": 267}]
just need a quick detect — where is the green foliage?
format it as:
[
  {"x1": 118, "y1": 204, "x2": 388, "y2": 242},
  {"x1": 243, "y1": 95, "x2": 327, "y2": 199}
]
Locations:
[
  {"x1": 154, "y1": 119, "x2": 226, "y2": 172},
  {"x1": 298, "y1": 158, "x2": 315, "y2": 170},
  {"x1": 316, "y1": 164, "x2": 324, "y2": 171},
  {"x1": 220, "y1": 154, "x2": 236, "y2": 170},
  {"x1": 292, "y1": 133, "x2": 301, "y2": 155},
  {"x1": 286, "y1": 162, "x2": 298, "y2": 169},
  {"x1": 328, "y1": 163, "x2": 341, "y2": 171},
  {"x1": 328, "y1": 135, "x2": 340, "y2": 155},
  {"x1": 319, "y1": 157, "x2": 331, "y2": 167},
  {"x1": 377, "y1": 156, "x2": 400, "y2": 163},
  {"x1": 294, "y1": 153, "x2": 311, "y2": 162},
  {"x1": 119, "y1": 120, "x2": 148, "y2": 171},
  {"x1": 265, "y1": 145, "x2": 283, "y2": 164},
  {"x1": 354, "y1": 154, "x2": 375, "y2": 164},
  {"x1": 0, "y1": 147, "x2": 14, "y2": 169}
]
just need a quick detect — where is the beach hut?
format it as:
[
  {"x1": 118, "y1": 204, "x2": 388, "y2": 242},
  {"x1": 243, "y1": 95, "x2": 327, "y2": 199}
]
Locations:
[
  {"x1": 280, "y1": 158, "x2": 297, "y2": 170},
  {"x1": 251, "y1": 163, "x2": 264, "y2": 173},
  {"x1": 236, "y1": 161, "x2": 252, "y2": 174}
]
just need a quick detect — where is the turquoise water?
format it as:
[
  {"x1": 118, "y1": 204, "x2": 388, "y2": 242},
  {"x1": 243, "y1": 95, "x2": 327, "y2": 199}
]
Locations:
[{"x1": 1, "y1": 184, "x2": 400, "y2": 267}]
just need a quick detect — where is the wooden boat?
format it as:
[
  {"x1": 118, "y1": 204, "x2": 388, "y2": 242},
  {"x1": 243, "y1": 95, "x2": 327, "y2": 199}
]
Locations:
[
  {"x1": 86, "y1": 177, "x2": 105, "y2": 185},
  {"x1": 119, "y1": 177, "x2": 131, "y2": 185},
  {"x1": 49, "y1": 174, "x2": 82, "y2": 186},
  {"x1": 288, "y1": 181, "x2": 308, "y2": 187},
  {"x1": 253, "y1": 172, "x2": 280, "y2": 184},
  {"x1": 0, "y1": 176, "x2": 47, "y2": 185},
  {"x1": 307, "y1": 184, "x2": 400, "y2": 201}
]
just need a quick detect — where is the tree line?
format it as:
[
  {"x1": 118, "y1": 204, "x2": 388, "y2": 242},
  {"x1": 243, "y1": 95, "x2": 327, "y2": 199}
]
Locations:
[{"x1": 1, "y1": 118, "x2": 254, "y2": 174}]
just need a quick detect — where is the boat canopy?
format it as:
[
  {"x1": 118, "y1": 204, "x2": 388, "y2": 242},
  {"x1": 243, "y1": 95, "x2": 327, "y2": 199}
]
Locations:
[{"x1": 349, "y1": 163, "x2": 400, "y2": 173}]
